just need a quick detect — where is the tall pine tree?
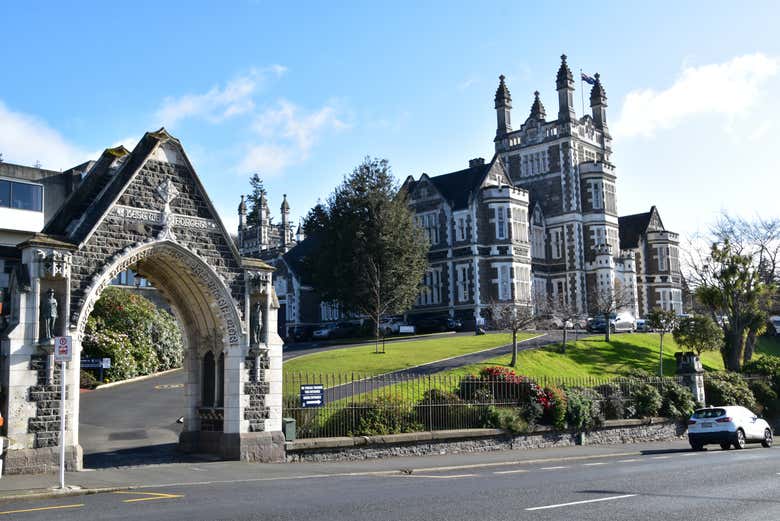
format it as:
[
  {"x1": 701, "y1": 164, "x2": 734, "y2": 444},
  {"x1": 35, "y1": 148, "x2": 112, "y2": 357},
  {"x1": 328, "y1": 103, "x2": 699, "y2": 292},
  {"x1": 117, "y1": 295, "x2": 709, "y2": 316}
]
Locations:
[{"x1": 246, "y1": 173, "x2": 268, "y2": 227}]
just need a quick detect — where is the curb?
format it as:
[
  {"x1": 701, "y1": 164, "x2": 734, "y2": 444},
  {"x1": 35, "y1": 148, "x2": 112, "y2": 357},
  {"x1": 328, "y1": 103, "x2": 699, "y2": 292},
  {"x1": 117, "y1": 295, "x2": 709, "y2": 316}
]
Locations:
[{"x1": 92, "y1": 368, "x2": 182, "y2": 390}]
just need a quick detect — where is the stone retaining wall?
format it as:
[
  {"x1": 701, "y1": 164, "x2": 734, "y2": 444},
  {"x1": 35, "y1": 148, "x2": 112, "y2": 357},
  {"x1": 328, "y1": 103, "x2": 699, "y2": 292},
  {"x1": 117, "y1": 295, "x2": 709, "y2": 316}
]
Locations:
[{"x1": 285, "y1": 418, "x2": 686, "y2": 463}]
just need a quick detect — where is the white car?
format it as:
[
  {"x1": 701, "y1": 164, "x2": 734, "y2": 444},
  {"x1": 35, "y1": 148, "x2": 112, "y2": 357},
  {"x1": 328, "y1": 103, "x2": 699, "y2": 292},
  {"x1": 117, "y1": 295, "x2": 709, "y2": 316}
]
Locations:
[{"x1": 687, "y1": 405, "x2": 773, "y2": 450}]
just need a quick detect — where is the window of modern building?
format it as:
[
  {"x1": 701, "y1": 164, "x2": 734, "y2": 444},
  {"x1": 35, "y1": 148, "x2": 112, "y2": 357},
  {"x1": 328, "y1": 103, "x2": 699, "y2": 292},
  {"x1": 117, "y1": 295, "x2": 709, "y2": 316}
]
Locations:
[{"x1": 0, "y1": 180, "x2": 43, "y2": 211}]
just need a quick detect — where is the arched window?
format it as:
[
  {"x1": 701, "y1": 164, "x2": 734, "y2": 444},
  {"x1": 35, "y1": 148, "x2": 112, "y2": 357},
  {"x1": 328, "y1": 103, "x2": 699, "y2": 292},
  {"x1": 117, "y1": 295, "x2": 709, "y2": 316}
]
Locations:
[
  {"x1": 202, "y1": 351, "x2": 215, "y2": 407},
  {"x1": 216, "y1": 352, "x2": 225, "y2": 407}
]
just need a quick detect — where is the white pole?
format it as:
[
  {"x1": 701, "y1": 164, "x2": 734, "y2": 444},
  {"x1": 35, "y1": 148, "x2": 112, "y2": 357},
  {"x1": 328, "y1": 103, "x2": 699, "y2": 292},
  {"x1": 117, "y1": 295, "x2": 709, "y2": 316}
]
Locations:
[{"x1": 59, "y1": 360, "x2": 66, "y2": 489}]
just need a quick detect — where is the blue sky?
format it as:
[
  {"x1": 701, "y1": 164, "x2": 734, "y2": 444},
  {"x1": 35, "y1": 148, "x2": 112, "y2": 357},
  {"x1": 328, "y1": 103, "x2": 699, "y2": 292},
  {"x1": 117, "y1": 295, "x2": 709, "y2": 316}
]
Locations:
[{"x1": 1, "y1": 1, "x2": 778, "y2": 236}]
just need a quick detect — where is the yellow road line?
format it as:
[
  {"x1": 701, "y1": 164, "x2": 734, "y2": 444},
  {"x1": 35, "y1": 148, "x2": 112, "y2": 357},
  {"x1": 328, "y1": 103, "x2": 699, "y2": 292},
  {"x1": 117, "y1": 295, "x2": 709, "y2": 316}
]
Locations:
[
  {"x1": 113, "y1": 491, "x2": 183, "y2": 502},
  {"x1": 0, "y1": 504, "x2": 83, "y2": 515}
]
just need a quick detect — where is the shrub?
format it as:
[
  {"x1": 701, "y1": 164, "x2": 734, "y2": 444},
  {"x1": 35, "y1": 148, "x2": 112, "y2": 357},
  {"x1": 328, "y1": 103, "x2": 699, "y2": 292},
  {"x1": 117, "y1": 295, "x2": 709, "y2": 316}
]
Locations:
[
  {"x1": 80, "y1": 369, "x2": 99, "y2": 389},
  {"x1": 594, "y1": 383, "x2": 626, "y2": 420},
  {"x1": 631, "y1": 382, "x2": 663, "y2": 418},
  {"x1": 486, "y1": 408, "x2": 529, "y2": 434},
  {"x1": 748, "y1": 380, "x2": 779, "y2": 417},
  {"x1": 565, "y1": 388, "x2": 604, "y2": 431},
  {"x1": 324, "y1": 395, "x2": 421, "y2": 436},
  {"x1": 458, "y1": 366, "x2": 539, "y2": 404},
  {"x1": 704, "y1": 373, "x2": 758, "y2": 411},
  {"x1": 519, "y1": 400, "x2": 544, "y2": 428},
  {"x1": 545, "y1": 386, "x2": 567, "y2": 430},
  {"x1": 416, "y1": 389, "x2": 471, "y2": 430},
  {"x1": 657, "y1": 379, "x2": 696, "y2": 420},
  {"x1": 742, "y1": 355, "x2": 780, "y2": 377},
  {"x1": 82, "y1": 328, "x2": 138, "y2": 381}
]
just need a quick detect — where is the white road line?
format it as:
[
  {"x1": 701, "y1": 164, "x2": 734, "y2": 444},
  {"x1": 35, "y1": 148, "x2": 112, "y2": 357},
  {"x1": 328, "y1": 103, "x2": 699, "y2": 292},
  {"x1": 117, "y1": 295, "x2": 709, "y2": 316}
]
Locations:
[
  {"x1": 525, "y1": 494, "x2": 637, "y2": 511},
  {"x1": 681, "y1": 453, "x2": 700, "y2": 456},
  {"x1": 403, "y1": 474, "x2": 477, "y2": 479},
  {"x1": 494, "y1": 469, "x2": 529, "y2": 475},
  {"x1": 618, "y1": 459, "x2": 640, "y2": 463},
  {"x1": 583, "y1": 462, "x2": 608, "y2": 466},
  {"x1": 651, "y1": 456, "x2": 671, "y2": 460},
  {"x1": 539, "y1": 466, "x2": 568, "y2": 470}
]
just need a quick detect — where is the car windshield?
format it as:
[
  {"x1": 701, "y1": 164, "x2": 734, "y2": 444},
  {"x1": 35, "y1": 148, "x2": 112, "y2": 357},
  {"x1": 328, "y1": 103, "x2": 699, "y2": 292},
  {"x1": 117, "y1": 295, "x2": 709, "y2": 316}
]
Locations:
[{"x1": 692, "y1": 408, "x2": 726, "y2": 419}]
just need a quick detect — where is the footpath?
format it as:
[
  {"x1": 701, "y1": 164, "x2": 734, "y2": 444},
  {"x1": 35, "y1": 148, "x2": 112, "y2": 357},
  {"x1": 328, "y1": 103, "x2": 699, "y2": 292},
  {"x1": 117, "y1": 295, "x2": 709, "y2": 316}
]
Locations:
[{"x1": 0, "y1": 440, "x2": 692, "y2": 502}]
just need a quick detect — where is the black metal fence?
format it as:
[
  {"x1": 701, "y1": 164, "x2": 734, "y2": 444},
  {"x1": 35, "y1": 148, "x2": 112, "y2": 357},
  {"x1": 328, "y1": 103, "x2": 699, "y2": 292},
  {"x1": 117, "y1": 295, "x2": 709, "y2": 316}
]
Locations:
[{"x1": 282, "y1": 371, "x2": 752, "y2": 439}]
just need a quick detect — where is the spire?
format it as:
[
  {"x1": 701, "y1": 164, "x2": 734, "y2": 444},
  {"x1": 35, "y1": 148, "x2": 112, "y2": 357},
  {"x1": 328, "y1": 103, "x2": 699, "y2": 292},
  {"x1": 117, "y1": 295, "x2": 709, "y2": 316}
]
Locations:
[
  {"x1": 494, "y1": 74, "x2": 512, "y2": 109},
  {"x1": 281, "y1": 193, "x2": 290, "y2": 213},
  {"x1": 555, "y1": 53, "x2": 576, "y2": 122},
  {"x1": 494, "y1": 74, "x2": 512, "y2": 140},
  {"x1": 238, "y1": 194, "x2": 247, "y2": 215},
  {"x1": 528, "y1": 90, "x2": 546, "y2": 121},
  {"x1": 589, "y1": 73, "x2": 609, "y2": 134},
  {"x1": 556, "y1": 54, "x2": 574, "y2": 90}
]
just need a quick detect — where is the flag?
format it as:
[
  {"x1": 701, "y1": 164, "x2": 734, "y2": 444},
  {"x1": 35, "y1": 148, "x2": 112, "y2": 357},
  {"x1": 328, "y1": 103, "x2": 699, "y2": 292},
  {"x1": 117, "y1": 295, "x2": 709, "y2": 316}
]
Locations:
[{"x1": 581, "y1": 72, "x2": 596, "y2": 85}]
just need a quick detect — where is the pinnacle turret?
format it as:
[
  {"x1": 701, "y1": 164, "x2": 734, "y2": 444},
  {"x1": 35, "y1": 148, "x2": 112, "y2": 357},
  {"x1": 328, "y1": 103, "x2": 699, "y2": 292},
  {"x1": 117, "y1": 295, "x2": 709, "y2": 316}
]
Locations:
[
  {"x1": 494, "y1": 74, "x2": 512, "y2": 109},
  {"x1": 528, "y1": 90, "x2": 546, "y2": 121},
  {"x1": 556, "y1": 54, "x2": 574, "y2": 90}
]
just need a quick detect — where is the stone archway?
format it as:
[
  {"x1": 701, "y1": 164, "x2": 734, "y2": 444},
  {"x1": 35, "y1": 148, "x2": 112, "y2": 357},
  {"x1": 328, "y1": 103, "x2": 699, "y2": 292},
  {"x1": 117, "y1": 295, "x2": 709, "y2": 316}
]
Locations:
[{"x1": 0, "y1": 129, "x2": 284, "y2": 474}]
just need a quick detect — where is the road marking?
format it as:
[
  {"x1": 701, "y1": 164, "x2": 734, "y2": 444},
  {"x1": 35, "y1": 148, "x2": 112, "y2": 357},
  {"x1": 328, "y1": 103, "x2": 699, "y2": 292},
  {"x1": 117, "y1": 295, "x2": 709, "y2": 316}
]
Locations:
[
  {"x1": 0, "y1": 504, "x2": 83, "y2": 515},
  {"x1": 618, "y1": 459, "x2": 640, "y2": 463},
  {"x1": 113, "y1": 491, "x2": 183, "y2": 502},
  {"x1": 651, "y1": 456, "x2": 671, "y2": 460},
  {"x1": 539, "y1": 466, "x2": 568, "y2": 470},
  {"x1": 525, "y1": 494, "x2": 637, "y2": 511},
  {"x1": 494, "y1": 469, "x2": 529, "y2": 475},
  {"x1": 402, "y1": 474, "x2": 477, "y2": 479},
  {"x1": 154, "y1": 383, "x2": 184, "y2": 390},
  {"x1": 583, "y1": 462, "x2": 608, "y2": 466},
  {"x1": 681, "y1": 453, "x2": 700, "y2": 457}
]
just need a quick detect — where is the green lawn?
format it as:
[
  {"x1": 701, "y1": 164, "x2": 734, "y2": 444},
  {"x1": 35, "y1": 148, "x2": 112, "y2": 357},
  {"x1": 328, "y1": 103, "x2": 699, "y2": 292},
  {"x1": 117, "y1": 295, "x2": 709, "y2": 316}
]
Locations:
[
  {"x1": 283, "y1": 332, "x2": 538, "y2": 377},
  {"x1": 413, "y1": 333, "x2": 780, "y2": 382}
]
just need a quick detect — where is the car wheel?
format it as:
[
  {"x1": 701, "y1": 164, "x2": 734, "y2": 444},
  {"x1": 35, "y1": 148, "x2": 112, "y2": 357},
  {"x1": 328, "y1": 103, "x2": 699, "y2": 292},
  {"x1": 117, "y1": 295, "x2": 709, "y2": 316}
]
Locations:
[
  {"x1": 690, "y1": 442, "x2": 704, "y2": 451},
  {"x1": 733, "y1": 429, "x2": 746, "y2": 450},
  {"x1": 720, "y1": 442, "x2": 731, "y2": 450},
  {"x1": 610, "y1": 325, "x2": 616, "y2": 333},
  {"x1": 762, "y1": 428, "x2": 773, "y2": 448}
]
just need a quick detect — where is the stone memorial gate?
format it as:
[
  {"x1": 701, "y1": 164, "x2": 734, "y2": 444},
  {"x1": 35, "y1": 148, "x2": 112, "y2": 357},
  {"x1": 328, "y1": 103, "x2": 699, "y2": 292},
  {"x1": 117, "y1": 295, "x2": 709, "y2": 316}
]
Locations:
[{"x1": 0, "y1": 129, "x2": 284, "y2": 474}]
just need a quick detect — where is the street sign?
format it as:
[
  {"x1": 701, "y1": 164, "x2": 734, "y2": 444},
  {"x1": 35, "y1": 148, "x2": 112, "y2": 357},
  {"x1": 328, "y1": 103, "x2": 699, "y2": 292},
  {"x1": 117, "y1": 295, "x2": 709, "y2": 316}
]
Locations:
[
  {"x1": 300, "y1": 384, "x2": 324, "y2": 408},
  {"x1": 102, "y1": 358, "x2": 111, "y2": 369},
  {"x1": 81, "y1": 358, "x2": 111, "y2": 369},
  {"x1": 53, "y1": 336, "x2": 72, "y2": 362}
]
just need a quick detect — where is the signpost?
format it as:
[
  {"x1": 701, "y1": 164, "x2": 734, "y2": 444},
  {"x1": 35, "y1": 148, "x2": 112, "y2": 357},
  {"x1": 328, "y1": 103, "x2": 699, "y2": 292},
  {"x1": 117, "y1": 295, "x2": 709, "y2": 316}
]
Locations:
[
  {"x1": 81, "y1": 358, "x2": 111, "y2": 381},
  {"x1": 300, "y1": 384, "x2": 324, "y2": 408},
  {"x1": 53, "y1": 336, "x2": 72, "y2": 490}
]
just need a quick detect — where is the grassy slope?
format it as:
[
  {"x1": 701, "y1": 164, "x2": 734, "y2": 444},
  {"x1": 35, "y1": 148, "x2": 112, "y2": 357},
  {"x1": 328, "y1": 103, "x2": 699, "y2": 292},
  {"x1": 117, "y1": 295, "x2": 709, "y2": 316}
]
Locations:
[
  {"x1": 283, "y1": 332, "x2": 539, "y2": 376},
  {"x1": 424, "y1": 333, "x2": 780, "y2": 381}
]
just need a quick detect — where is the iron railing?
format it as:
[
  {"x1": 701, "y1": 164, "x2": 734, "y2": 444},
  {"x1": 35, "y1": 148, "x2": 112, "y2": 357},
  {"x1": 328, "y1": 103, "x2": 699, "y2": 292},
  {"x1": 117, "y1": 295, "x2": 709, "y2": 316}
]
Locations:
[{"x1": 282, "y1": 372, "x2": 760, "y2": 439}]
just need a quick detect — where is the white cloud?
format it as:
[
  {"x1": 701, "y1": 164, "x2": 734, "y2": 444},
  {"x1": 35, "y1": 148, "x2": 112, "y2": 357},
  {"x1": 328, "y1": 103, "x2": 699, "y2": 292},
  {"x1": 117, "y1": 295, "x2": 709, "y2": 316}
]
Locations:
[
  {"x1": 615, "y1": 53, "x2": 778, "y2": 138},
  {"x1": 155, "y1": 65, "x2": 287, "y2": 126},
  {"x1": 238, "y1": 100, "x2": 347, "y2": 175},
  {"x1": 0, "y1": 100, "x2": 90, "y2": 170}
]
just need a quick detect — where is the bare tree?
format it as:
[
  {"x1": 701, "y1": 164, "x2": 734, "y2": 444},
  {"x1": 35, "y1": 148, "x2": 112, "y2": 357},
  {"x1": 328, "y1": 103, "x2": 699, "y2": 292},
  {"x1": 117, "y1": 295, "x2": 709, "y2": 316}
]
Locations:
[
  {"x1": 539, "y1": 296, "x2": 585, "y2": 353},
  {"x1": 489, "y1": 300, "x2": 536, "y2": 367},
  {"x1": 588, "y1": 279, "x2": 637, "y2": 342},
  {"x1": 647, "y1": 308, "x2": 678, "y2": 376}
]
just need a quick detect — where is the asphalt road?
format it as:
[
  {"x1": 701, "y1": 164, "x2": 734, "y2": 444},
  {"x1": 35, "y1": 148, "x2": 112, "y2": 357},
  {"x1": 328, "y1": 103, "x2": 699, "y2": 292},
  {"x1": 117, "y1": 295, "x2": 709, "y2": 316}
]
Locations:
[
  {"x1": 3, "y1": 443, "x2": 779, "y2": 520},
  {"x1": 80, "y1": 332, "x2": 563, "y2": 465}
]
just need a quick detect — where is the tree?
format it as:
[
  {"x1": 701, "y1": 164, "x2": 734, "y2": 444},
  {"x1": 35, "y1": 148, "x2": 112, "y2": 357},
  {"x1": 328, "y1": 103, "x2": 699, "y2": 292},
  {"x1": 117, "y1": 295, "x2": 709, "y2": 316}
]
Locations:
[
  {"x1": 245, "y1": 173, "x2": 268, "y2": 227},
  {"x1": 308, "y1": 157, "x2": 429, "y2": 353},
  {"x1": 694, "y1": 241, "x2": 772, "y2": 371},
  {"x1": 540, "y1": 296, "x2": 584, "y2": 354},
  {"x1": 673, "y1": 315, "x2": 724, "y2": 357},
  {"x1": 647, "y1": 308, "x2": 678, "y2": 376},
  {"x1": 489, "y1": 300, "x2": 537, "y2": 367},
  {"x1": 588, "y1": 279, "x2": 636, "y2": 342},
  {"x1": 302, "y1": 201, "x2": 329, "y2": 236}
]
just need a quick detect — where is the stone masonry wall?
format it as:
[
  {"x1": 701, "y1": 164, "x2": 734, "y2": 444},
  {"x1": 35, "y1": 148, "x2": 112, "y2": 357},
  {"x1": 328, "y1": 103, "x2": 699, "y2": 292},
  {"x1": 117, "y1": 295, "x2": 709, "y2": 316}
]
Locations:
[
  {"x1": 286, "y1": 419, "x2": 687, "y2": 463},
  {"x1": 27, "y1": 355, "x2": 65, "y2": 450}
]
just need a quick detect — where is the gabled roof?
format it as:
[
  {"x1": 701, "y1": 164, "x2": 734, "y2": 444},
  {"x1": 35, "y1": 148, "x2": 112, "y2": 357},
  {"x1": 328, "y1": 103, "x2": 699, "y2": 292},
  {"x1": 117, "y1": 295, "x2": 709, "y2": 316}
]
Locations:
[
  {"x1": 406, "y1": 156, "x2": 508, "y2": 210},
  {"x1": 42, "y1": 129, "x2": 244, "y2": 264},
  {"x1": 282, "y1": 234, "x2": 321, "y2": 284},
  {"x1": 619, "y1": 206, "x2": 663, "y2": 249}
]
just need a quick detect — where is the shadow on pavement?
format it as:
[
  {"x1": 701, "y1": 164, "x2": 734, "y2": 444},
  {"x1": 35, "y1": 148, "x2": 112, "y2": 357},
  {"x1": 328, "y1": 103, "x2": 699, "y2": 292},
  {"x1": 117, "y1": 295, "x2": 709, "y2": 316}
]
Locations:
[{"x1": 83, "y1": 443, "x2": 220, "y2": 469}]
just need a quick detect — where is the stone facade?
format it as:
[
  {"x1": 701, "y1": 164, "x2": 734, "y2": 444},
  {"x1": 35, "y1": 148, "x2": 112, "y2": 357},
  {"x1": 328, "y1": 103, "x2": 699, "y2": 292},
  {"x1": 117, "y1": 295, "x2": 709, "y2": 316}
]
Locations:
[{"x1": 0, "y1": 129, "x2": 285, "y2": 474}]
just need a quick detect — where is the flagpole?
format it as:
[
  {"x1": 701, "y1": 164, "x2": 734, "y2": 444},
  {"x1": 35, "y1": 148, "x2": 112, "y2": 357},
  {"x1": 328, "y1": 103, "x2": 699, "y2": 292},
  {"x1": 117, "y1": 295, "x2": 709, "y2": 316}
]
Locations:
[{"x1": 579, "y1": 68, "x2": 585, "y2": 116}]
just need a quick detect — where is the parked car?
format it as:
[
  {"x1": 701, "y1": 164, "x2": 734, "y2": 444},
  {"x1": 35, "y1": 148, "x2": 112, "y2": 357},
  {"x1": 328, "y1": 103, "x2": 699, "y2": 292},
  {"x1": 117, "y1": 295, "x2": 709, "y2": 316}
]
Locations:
[
  {"x1": 635, "y1": 318, "x2": 650, "y2": 332},
  {"x1": 312, "y1": 323, "x2": 338, "y2": 340},
  {"x1": 586, "y1": 311, "x2": 636, "y2": 333},
  {"x1": 687, "y1": 406, "x2": 773, "y2": 450},
  {"x1": 288, "y1": 325, "x2": 315, "y2": 343},
  {"x1": 412, "y1": 316, "x2": 463, "y2": 333},
  {"x1": 378, "y1": 317, "x2": 405, "y2": 335},
  {"x1": 311, "y1": 321, "x2": 360, "y2": 340}
]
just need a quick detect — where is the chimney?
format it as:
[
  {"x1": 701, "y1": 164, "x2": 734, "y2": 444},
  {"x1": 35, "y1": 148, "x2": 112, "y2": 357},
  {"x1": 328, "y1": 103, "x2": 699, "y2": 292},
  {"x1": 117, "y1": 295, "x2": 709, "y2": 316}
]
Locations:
[{"x1": 469, "y1": 158, "x2": 485, "y2": 168}]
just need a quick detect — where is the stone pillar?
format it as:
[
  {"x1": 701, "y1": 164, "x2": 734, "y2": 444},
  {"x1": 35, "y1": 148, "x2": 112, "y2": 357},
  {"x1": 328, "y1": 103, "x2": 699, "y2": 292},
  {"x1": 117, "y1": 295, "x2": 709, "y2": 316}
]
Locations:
[{"x1": 675, "y1": 351, "x2": 705, "y2": 404}]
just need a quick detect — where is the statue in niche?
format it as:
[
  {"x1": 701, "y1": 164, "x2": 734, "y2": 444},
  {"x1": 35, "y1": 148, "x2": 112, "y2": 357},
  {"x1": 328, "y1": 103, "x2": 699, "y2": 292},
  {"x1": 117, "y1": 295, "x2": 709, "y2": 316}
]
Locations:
[
  {"x1": 41, "y1": 288, "x2": 58, "y2": 341},
  {"x1": 250, "y1": 299, "x2": 265, "y2": 346}
]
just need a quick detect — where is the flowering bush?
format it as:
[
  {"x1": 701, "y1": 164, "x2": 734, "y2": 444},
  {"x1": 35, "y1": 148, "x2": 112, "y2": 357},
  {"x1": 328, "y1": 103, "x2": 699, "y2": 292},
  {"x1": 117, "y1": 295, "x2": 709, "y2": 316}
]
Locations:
[{"x1": 545, "y1": 386, "x2": 568, "y2": 430}]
